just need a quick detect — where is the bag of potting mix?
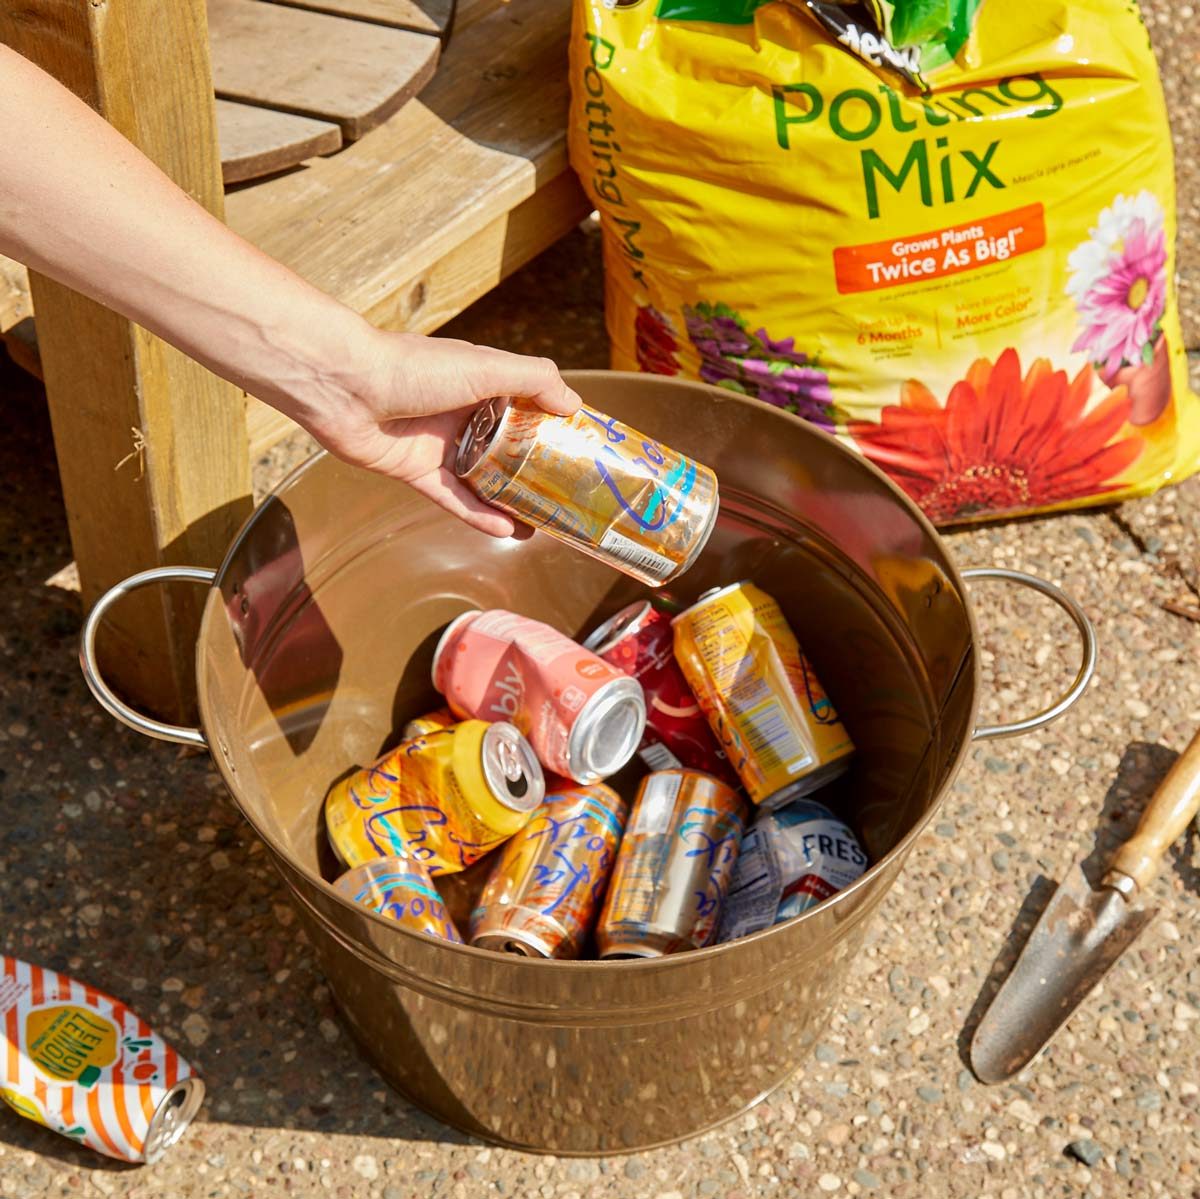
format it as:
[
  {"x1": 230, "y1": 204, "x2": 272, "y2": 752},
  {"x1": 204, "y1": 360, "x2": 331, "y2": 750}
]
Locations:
[{"x1": 569, "y1": 0, "x2": 1200, "y2": 523}]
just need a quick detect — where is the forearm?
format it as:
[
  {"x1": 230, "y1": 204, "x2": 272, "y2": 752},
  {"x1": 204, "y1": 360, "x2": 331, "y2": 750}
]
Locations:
[{"x1": 0, "y1": 45, "x2": 371, "y2": 421}]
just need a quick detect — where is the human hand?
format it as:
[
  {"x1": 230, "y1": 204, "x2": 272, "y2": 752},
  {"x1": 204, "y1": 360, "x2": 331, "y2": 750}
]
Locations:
[{"x1": 290, "y1": 328, "x2": 582, "y2": 537}]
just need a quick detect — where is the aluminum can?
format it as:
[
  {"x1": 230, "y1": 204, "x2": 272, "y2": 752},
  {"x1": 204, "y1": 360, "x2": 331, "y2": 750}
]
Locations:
[
  {"x1": 718, "y1": 801, "x2": 869, "y2": 942},
  {"x1": 583, "y1": 600, "x2": 741, "y2": 788},
  {"x1": 325, "y1": 719, "x2": 545, "y2": 875},
  {"x1": 470, "y1": 781, "x2": 628, "y2": 958},
  {"x1": 455, "y1": 397, "x2": 719, "y2": 585},
  {"x1": 335, "y1": 857, "x2": 464, "y2": 943},
  {"x1": 596, "y1": 770, "x2": 746, "y2": 958},
  {"x1": 431, "y1": 608, "x2": 646, "y2": 784},
  {"x1": 1, "y1": 956, "x2": 204, "y2": 1164},
  {"x1": 672, "y1": 582, "x2": 855, "y2": 808},
  {"x1": 401, "y1": 706, "x2": 456, "y2": 740}
]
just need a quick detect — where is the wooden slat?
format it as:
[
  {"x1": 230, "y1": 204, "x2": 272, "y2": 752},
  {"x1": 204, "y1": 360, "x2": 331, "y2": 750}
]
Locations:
[
  {"x1": 0, "y1": 0, "x2": 253, "y2": 721},
  {"x1": 266, "y1": 0, "x2": 455, "y2": 37},
  {"x1": 207, "y1": 0, "x2": 441, "y2": 139},
  {"x1": 226, "y1": 0, "x2": 579, "y2": 325},
  {"x1": 245, "y1": 168, "x2": 588, "y2": 456},
  {"x1": 217, "y1": 98, "x2": 342, "y2": 183},
  {"x1": 0, "y1": 255, "x2": 32, "y2": 334}
]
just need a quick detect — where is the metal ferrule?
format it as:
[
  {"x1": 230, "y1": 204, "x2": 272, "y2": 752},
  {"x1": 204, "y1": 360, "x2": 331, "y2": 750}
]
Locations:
[{"x1": 1101, "y1": 870, "x2": 1140, "y2": 900}]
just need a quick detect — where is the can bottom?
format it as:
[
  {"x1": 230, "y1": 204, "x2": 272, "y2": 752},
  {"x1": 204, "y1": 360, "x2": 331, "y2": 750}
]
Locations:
[
  {"x1": 757, "y1": 755, "x2": 854, "y2": 812},
  {"x1": 472, "y1": 929, "x2": 554, "y2": 959}
]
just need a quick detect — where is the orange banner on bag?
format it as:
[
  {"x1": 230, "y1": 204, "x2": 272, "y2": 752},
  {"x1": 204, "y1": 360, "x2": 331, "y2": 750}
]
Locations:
[{"x1": 833, "y1": 205, "x2": 1046, "y2": 295}]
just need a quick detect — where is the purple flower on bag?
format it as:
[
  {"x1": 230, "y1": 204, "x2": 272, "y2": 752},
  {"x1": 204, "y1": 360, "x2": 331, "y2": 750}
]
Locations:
[{"x1": 683, "y1": 303, "x2": 835, "y2": 429}]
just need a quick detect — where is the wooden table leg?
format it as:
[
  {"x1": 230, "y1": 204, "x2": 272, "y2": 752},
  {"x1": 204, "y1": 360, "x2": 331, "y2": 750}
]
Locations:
[{"x1": 1, "y1": 0, "x2": 253, "y2": 722}]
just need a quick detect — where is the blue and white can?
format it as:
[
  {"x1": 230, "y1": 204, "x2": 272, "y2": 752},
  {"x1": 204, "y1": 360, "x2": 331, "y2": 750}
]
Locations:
[{"x1": 718, "y1": 800, "x2": 868, "y2": 941}]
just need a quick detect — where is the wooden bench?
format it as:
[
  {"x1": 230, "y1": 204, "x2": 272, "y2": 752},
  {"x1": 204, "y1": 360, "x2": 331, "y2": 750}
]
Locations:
[{"x1": 0, "y1": 0, "x2": 588, "y2": 717}]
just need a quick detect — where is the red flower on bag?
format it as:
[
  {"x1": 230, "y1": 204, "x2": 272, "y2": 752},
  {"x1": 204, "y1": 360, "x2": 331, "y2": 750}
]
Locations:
[
  {"x1": 849, "y1": 348, "x2": 1143, "y2": 522},
  {"x1": 635, "y1": 305, "x2": 681, "y2": 376}
]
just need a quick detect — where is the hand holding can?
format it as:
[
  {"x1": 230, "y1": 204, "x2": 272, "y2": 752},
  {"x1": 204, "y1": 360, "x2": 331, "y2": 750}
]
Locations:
[{"x1": 455, "y1": 398, "x2": 719, "y2": 585}]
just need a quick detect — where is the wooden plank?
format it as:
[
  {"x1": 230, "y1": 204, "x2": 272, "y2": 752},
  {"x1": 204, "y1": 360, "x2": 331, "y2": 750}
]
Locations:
[
  {"x1": 226, "y1": 0, "x2": 577, "y2": 324},
  {"x1": 0, "y1": 318, "x2": 42, "y2": 381},
  {"x1": 267, "y1": 0, "x2": 455, "y2": 37},
  {"x1": 245, "y1": 167, "x2": 589, "y2": 456},
  {"x1": 0, "y1": 255, "x2": 32, "y2": 334},
  {"x1": 207, "y1": 0, "x2": 441, "y2": 139},
  {"x1": 0, "y1": 0, "x2": 253, "y2": 722},
  {"x1": 217, "y1": 98, "x2": 342, "y2": 183}
]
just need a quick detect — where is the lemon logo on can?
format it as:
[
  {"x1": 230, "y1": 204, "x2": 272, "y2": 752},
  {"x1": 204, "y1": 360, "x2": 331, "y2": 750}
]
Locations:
[{"x1": 25, "y1": 1005, "x2": 118, "y2": 1087}]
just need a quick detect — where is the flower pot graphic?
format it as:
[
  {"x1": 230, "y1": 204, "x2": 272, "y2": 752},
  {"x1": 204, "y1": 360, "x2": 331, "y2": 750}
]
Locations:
[{"x1": 1101, "y1": 332, "x2": 1171, "y2": 426}]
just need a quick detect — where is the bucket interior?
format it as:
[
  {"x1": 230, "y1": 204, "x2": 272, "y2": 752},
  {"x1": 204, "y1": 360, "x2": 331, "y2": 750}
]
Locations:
[{"x1": 199, "y1": 373, "x2": 976, "y2": 906}]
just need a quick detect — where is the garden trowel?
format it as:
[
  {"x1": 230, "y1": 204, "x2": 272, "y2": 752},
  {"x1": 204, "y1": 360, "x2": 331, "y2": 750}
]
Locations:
[{"x1": 970, "y1": 727, "x2": 1200, "y2": 1084}]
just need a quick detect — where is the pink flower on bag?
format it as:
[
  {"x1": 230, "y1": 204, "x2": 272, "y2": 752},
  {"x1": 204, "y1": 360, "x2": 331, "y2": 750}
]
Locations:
[{"x1": 1066, "y1": 191, "x2": 1167, "y2": 375}]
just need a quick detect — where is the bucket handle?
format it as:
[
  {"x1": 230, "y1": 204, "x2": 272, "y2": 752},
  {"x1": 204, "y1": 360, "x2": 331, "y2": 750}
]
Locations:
[
  {"x1": 962, "y1": 567, "x2": 1097, "y2": 741},
  {"x1": 80, "y1": 566, "x2": 215, "y2": 748}
]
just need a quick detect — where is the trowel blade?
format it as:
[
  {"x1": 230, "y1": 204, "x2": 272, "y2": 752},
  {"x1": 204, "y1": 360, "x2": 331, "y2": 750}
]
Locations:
[{"x1": 969, "y1": 861, "x2": 1156, "y2": 1084}]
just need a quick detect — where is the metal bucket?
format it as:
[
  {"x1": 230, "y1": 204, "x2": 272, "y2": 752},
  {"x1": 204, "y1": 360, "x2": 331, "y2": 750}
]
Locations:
[{"x1": 81, "y1": 372, "x2": 1095, "y2": 1153}]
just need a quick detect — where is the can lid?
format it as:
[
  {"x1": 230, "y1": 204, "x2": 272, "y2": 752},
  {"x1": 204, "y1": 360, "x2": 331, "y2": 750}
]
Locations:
[
  {"x1": 454, "y1": 396, "x2": 512, "y2": 478},
  {"x1": 142, "y1": 1076, "x2": 206, "y2": 1165},
  {"x1": 670, "y1": 580, "x2": 750, "y2": 625},
  {"x1": 568, "y1": 677, "x2": 646, "y2": 783},
  {"x1": 580, "y1": 600, "x2": 655, "y2": 655},
  {"x1": 482, "y1": 722, "x2": 546, "y2": 813},
  {"x1": 430, "y1": 609, "x2": 482, "y2": 691}
]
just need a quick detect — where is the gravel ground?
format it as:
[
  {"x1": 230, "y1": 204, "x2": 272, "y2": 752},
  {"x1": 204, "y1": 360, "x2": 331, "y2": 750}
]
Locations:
[{"x1": 2, "y1": 5, "x2": 1200, "y2": 1197}]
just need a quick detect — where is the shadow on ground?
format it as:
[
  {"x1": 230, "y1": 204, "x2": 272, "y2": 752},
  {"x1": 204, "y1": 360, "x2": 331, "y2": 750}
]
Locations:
[{"x1": 0, "y1": 348, "x2": 477, "y2": 1161}]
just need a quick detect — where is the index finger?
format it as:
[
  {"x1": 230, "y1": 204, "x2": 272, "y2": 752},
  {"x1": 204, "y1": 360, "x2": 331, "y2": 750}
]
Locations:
[{"x1": 474, "y1": 350, "x2": 582, "y2": 417}]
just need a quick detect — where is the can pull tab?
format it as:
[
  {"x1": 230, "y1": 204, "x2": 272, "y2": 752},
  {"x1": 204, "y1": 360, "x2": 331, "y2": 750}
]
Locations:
[{"x1": 496, "y1": 738, "x2": 529, "y2": 798}]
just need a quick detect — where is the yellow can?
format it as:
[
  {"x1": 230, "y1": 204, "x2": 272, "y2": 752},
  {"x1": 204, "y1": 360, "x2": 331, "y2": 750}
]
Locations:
[
  {"x1": 325, "y1": 721, "x2": 545, "y2": 875},
  {"x1": 672, "y1": 582, "x2": 854, "y2": 807}
]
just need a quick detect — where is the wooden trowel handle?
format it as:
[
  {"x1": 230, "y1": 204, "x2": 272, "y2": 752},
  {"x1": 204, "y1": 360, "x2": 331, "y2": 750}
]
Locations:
[{"x1": 1109, "y1": 729, "x2": 1200, "y2": 892}]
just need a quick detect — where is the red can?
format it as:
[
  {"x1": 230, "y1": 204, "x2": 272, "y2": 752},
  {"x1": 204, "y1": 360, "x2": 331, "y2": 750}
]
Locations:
[
  {"x1": 583, "y1": 601, "x2": 741, "y2": 789},
  {"x1": 432, "y1": 609, "x2": 646, "y2": 784}
]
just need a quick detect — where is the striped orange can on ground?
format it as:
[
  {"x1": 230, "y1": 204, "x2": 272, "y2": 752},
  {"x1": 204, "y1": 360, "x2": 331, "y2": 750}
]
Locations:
[{"x1": 0, "y1": 956, "x2": 205, "y2": 1163}]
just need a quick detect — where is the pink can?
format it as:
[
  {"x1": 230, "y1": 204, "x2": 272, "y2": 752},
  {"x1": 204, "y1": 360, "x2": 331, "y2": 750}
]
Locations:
[{"x1": 432, "y1": 610, "x2": 646, "y2": 784}]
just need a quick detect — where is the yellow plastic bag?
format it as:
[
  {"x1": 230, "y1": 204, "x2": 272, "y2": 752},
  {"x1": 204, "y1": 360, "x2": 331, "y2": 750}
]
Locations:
[{"x1": 569, "y1": 1, "x2": 1200, "y2": 523}]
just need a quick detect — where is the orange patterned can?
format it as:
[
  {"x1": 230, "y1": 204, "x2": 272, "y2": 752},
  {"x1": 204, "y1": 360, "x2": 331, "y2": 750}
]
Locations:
[
  {"x1": 672, "y1": 582, "x2": 855, "y2": 808},
  {"x1": 469, "y1": 781, "x2": 628, "y2": 959},
  {"x1": 455, "y1": 397, "x2": 719, "y2": 585},
  {"x1": 335, "y1": 857, "x2": 464, "y2": 944},
  {"x1": 1, "y1": 956, "x2": 204, "y2": 1163},
  {"x1": 325, "y1": 720, "x2": 545, "y2": 875}
]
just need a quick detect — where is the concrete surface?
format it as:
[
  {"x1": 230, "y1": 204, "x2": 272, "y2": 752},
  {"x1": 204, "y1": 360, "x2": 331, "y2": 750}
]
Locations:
[{"x1": 2, "y1": 3, "x2": 1199, "y2": 1196}]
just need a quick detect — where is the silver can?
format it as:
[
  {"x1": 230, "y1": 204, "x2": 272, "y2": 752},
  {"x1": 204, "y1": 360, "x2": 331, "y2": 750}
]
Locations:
[
  {"x1": 431, "y1": 607, "x2": 646, "y2": 783},
  {"x1": 455, "y1": 397, "x2": 719, "y2": 585},
  {"x1": 596, "y1": 770, "x2": 746, "y2": 959},
  {"x1": 470, "y1": 782, "x2": 628, "y2": 958},
  {"x1": 718, "y1": 800, "x2": 869, "y2": 942}
]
